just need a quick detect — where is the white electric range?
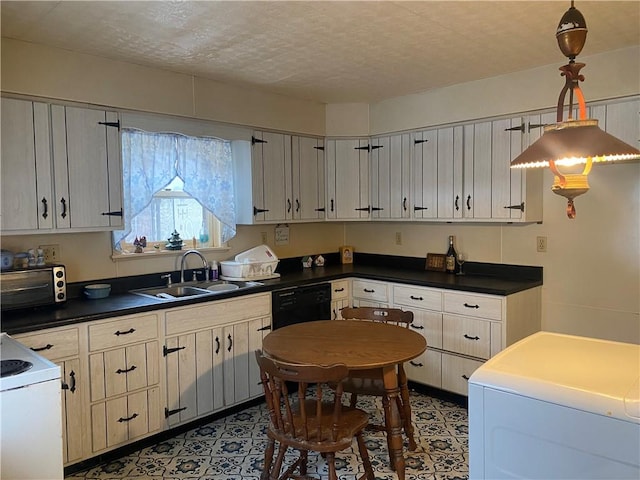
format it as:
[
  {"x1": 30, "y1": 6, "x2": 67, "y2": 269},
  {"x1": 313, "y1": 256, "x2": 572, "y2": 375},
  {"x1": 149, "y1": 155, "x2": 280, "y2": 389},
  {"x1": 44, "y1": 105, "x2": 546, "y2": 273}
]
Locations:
[{"x1": 0, "y1": 332, "x2": 64, "y2": 480}]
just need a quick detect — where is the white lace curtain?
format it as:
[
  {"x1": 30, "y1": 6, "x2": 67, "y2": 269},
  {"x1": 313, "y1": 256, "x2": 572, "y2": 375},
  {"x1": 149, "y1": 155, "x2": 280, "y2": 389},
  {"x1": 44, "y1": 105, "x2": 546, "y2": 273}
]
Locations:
[{"x1": 113, "y1": 129, "x2": 236, "y2": 249}]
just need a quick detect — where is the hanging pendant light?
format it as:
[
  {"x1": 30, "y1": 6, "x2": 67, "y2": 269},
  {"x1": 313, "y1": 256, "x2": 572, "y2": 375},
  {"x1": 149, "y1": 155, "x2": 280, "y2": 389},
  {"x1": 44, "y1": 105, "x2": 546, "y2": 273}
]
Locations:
[{"x1": 510, "y1": 1, "x2": 640, "y2": 219}]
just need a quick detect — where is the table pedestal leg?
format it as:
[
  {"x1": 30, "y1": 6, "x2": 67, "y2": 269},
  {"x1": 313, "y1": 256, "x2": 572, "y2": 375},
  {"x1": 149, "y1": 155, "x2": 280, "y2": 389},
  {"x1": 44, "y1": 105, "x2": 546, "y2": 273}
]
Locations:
[{"x1": 382, "y1": 365, "x2": 405, "y2": 480}]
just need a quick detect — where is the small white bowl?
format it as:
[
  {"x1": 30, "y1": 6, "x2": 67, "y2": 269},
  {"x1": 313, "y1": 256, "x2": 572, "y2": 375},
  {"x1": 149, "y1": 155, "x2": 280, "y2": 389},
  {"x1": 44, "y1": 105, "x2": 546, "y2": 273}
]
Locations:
[{"x1": 84, "y1": 283, "x2": 111, "y2": 299}]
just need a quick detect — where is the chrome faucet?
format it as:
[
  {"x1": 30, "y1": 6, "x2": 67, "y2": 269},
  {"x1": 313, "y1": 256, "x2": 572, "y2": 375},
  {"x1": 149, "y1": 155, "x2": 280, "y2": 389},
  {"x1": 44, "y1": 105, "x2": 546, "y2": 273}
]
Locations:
[{"x1": 180, "y1": 249, "x2": 208, "y2": 283}]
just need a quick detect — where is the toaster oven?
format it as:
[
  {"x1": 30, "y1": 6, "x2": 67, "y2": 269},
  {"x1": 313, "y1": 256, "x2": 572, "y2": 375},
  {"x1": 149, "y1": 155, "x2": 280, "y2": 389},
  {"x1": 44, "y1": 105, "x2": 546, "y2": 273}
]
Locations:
[{"x1": 0, "y1": 265, "x2": 66, "y2": 311}]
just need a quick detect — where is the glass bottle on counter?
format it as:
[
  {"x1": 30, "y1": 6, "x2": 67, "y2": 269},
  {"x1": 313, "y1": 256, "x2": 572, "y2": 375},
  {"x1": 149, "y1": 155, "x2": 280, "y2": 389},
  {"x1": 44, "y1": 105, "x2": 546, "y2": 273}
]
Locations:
[{"x1": 446, "y1": 235, "x2": 458, "y2": 274}]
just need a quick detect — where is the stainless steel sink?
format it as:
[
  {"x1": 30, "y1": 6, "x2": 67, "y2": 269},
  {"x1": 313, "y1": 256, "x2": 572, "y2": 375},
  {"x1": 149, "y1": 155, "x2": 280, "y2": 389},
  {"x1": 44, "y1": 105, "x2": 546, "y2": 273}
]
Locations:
[{"x1": 130, "y1": 280, "x2": 263, "y2": 301}]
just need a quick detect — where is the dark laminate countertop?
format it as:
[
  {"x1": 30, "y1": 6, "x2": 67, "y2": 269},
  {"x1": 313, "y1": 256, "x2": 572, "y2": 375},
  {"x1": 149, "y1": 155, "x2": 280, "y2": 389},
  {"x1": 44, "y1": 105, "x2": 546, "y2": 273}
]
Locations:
[{"x1": 1, "y1": 256, "x2": 542, "y2": 335}]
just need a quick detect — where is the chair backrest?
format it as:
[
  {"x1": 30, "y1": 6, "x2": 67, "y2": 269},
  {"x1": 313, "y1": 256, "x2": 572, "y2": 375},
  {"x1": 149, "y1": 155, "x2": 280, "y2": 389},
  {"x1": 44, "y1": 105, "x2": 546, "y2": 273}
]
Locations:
[
  {"x1": 340, "y1": 306, "x2": 413, "y2": 328},
  {"x1": 255, "y1": 350, "x2": 349, "y2": 444}
]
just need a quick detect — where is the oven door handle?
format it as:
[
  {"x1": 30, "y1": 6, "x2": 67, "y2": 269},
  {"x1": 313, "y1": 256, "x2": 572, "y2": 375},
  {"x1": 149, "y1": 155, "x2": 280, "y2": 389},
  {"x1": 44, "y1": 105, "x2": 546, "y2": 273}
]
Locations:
[{"x1": 2, "y1": 284, "x2": 50, "y2": 293}]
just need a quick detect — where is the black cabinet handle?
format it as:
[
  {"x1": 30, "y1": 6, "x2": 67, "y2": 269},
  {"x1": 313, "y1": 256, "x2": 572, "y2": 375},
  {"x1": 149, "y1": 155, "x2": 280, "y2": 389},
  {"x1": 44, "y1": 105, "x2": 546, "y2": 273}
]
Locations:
[
  {"x1": 32, "y1": 344, "x2": 54, "y2": 352},
  {"x1": 227, "y1": 333, "x2": 233, "y2": 352},
  {"x1": 253, "y1": 206, "x2": 269, "y2": 216},
  {"x1": 334, "y1": 287, "x2": 345, "y2": 292},
  {"x1": 41, "y1": 197, "x2": 48, "y2": 219},
  {"x1": 403, "y1": 197, "x2": 407, "y2": 211},
  {"x1": 466, "y1": 195, "x2": 472, "y2": 210},
  {"x1": 455, "y1": 195, "x2": 460, "y2": 211},
  {"x1": 295, "y1": 199, "x2": 300, "y2": 212},
  {"x1": 410, "y1": 324, "x2": 425, "y2": 330},
  {"x1": 115, "y1": 328, "x2": 135, "y2": 336},
  {"x1": 118, "y1": 413, "x2": 139, "y2": 423},
  {"x1": 409, "y1": 295, "x2": 423, "y2": 301},
  {"x1": 330, "y1": 199, "x2": 334, "y2": 212},
  {"x1": 464, "y1": 303, "x2": 480, "y2": 309},
  {"x1": 287, "y1": 198, "x2": 292, "y2": 213},
  {"x1": 215, "y1": 336, "x2": 220, "y2": 354},
  {"x1": 116, "y1": 365, "x2": 137, "y2": 374},
  {"x1": 463, "y1": 334, "x2": 480, "y2": 341},
  {"x1": 504, "y1": 202, "x2": 525, "y2": 212},
  {"x1": 61, "y1": 370, "x2": 76, "y2": 393},
  {"x1": 165, "y1": 406, "x2": 187, "y2": 418},
  {"x1": 363, "y1": 288, "x2": 375, "y2": 293},
  {"x1": 60, "y1": 197, "x2": 67, "y2": 219},
  {"x1": 462, "y1": 375, "x2": 470, "y2": 381},
  {"x1": 409, "y1": 360, "x2": 424, "y2": 367}
]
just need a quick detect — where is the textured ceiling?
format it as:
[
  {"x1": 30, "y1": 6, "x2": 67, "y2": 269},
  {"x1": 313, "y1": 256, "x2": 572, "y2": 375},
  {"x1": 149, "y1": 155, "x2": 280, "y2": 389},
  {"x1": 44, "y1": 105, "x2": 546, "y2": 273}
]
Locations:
[{"x1": 1, "y1": 1, "x2": 638, "y2": 104}]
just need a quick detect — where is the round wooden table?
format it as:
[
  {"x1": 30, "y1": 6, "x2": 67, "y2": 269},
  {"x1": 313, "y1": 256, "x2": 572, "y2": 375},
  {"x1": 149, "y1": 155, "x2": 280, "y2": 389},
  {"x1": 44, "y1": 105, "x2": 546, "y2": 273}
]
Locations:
[{"x1": 262, "y1": 320, "x2": 427, "y2": 480}]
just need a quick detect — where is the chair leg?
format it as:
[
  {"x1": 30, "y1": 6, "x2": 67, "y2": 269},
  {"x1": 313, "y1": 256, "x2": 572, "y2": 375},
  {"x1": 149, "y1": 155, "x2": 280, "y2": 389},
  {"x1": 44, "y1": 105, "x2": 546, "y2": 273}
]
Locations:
[
  {"x1": 299, "y1": 450, "x2": 308, "y2": 476},
  {"x1": 326, "y1": 452, "x2": 337, "y2": 480},
  {"x1": 272, "y1": 443, "x2": 287, "y2": 480},
  {"x1": 398, "y1": 365, "x2": 417, "y2": 451},
  {"x1": 381, "y1": 391, "x2": 394, "y2": 470},
  {"x1": 262, "y1": 437, "x2": 275, "y2": 480},
  {"x1": 350, "y1": 392, "x2": 358, "y2": 408},
  {"x1": 356, "y1": 432, "x2": 375, "y2": 480}
]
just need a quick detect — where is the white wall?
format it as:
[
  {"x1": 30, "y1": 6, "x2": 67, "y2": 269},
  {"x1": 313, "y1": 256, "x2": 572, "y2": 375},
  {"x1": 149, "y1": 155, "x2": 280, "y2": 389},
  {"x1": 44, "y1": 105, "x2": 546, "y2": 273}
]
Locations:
[{"x1": 1, "y1": 40, "x2": 638, "y2": 344}]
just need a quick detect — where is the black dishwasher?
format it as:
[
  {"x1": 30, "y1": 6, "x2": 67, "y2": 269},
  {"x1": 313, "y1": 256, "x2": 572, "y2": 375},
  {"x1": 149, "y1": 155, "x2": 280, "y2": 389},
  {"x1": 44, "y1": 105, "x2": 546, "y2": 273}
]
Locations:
[{"x1": 272, "y1": 283, "x2": 332, "y2": 330}]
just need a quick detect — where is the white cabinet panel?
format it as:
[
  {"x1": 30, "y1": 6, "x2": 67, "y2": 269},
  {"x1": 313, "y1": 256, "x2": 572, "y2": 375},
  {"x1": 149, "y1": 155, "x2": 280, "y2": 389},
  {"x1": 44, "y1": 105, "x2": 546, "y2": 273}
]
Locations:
[
  {"x1": 326, "y1": 138, "x2": 370, "y2": 220},
  {"x1": 411, "y1": 129, "x2": 438, "y2": 219}
]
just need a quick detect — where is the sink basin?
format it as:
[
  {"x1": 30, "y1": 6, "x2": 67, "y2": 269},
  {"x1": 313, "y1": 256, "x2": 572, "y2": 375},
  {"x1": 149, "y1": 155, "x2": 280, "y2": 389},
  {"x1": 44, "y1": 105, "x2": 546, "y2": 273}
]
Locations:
[
  {"x1": 130, "y1": 280, "x2": 263, "y2": 301},
  {"x1": 130, "y1": 285, "x2": 212, "y2": 300}
]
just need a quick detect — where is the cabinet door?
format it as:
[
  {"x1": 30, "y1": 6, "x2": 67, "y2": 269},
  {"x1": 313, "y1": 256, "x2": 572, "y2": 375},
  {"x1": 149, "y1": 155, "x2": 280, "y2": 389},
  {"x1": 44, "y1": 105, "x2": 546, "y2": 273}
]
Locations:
[
  {"x1": 292, "y1": 136, "x2": 325, "y2": 220},
  {"x1": 252, "y1": 131, "x2": 292, "y2": 222},
  {"x1": 51, "y1": 105, "x2": 122, "y2": 229},
  {"x1": 468, "y1": 121, "x2": 493, "y2": 219},
  {"x1": 1, "y1": 98, "x2": 53, "y2": 231},
  {"x1": 604, "y1": 98, "x2": 640, "y2": 147},
  {"x1": 248, "y1": 316, "x2": 271, "y2": 398},
  {"x1": 164, "y1": 334, "x2": 197, "y2": 426},
  {"x1": 491, "y1": 117, "x2": 524, "y2": 219},
  {"x1": 437, "y1": 126, "x2": 464, "y2": 219},
  {"x1": 412, "y1": 129, "x2": 438, "y2": 218},
  {"x1": 371, "y1": 134, "x2": 411, "y2": 219},
  {"x1": 405, "y1": 349, "x2": 442, "y2": 388},
  {"x1": 326, "y1": 138, "x2": 370, "y2": 219}
]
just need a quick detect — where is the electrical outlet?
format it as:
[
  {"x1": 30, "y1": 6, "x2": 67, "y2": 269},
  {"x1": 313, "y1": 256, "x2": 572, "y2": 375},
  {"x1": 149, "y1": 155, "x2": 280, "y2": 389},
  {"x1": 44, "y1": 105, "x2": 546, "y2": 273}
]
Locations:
[
  {"x1": 39, "y1": 244, "x2": 60, "y2": 262},
  {"x1": 395, "y1": 232, "x2": 402, "y2": 245},
  {"x1": 536, "y1": 236, "x2": 547, "y2": 253},
  {"x1": 261, "y1": 232, "x2": 268, "y2": 244}
]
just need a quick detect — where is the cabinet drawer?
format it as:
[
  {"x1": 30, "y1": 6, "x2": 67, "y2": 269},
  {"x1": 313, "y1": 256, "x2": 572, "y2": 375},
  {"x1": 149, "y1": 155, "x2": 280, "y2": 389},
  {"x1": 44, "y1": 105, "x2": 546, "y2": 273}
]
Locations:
[
  {"x1": 393, "y1": 284, "x2": 442, "y2": 311},
  {"x1": 89, "y1": 341, "x2": 159, "y2": 402},
  {"x1": 89, "y1": 314, "x2": 158, "y2": 352},
  {"x1": 165, "y1": 293, "x2": 271, "y2": 336},
  {"x1": 15, "y1": 327, "x2": 79, "y2": 360},
  {"x1": 331, "y1": 280, "x2": 349, "y2": 300},
  {"x1": 352, "y1": 279, "x2": 388, "y2": 303},
  {"x1": 410, "y1": 309, "x2": 443, "y2": 349},
  {"x1": 406, "y1": 348, "x2": 442, "y2": 388},
  {"x1": 443, "y1": 291, "x2": 503, "y2": 320},
  {"x1": 442, "y1": 314, "x2": 491, "y2": 359},
  {"x1": 441, "y1": 353, "x2": 483, "y2": 396},
  {"x1": 91, "y1": 386, "x2": 161, "y2": 452}
]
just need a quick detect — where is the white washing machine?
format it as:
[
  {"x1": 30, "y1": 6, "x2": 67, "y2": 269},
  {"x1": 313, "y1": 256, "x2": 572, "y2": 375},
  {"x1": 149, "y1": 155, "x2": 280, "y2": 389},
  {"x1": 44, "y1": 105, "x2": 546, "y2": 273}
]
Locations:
[{"x1": 469, "y1": 331, "x2": 640, "y2": 479}]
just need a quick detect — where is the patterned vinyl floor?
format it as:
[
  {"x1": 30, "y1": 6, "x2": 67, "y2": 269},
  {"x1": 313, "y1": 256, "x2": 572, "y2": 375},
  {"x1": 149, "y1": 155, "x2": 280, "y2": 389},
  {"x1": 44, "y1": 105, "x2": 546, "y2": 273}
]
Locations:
[{"x1": 66, "y1": 390, "x2": 469, "y2": 480}]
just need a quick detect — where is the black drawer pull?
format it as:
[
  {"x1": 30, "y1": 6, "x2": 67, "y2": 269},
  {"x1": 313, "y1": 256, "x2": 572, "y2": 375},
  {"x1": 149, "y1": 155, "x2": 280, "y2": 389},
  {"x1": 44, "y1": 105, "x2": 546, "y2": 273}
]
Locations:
[
  {"x1": 409, "y1": 360, "x2": 423, "y2": 367},
  {"x1": 464, "y1": 303, "x2": 480, "y2": 309},
  {"x1": 464, "y1": 334, "x2": 480, "y2": 341},
  {"x1": 116, "y1": 365, "x2": 137, "y2": 374},
  {"x1": 117, "y1": 413, "x2": 138, "y2": 423},
  {"x1": 466, "y1": 195, "x2": 471, "y2": 210},
  {"x1": 115, "y1": 328, "x2": 135, "y2": 336},
  {"x1": 32, "y1": 344, "x2": 54, "y2": 352},
  {"x1": 455, "y1": 195, "x2": 460, "y2": 211},
  {"x1": 334, "y1": 287, "x2": 345, "y2": 292},
  {"x1": 215, "y1": 336, "x2": 220, "y2": 355},
  {"x1": 61, "y1": 370, "x2": 76, "y2": 393},
  {"x1": 41, "y1": 197, "x2": 48, "y2": 219},
  {"x1": 227, "y1": 333, "x2": 233, "y2": 352},
  {"x1": 410, "y1": 324, "x2": 425, "y2": 330},
  {"x1": 462, "y1": 374, "x2": 470, "y2": 381},
  {"x1": 410, "y1": 295, "x2": 423, "y2": 301},
  {"x1": 363, "y1": 288, "x2": 375, "y2": 293}
]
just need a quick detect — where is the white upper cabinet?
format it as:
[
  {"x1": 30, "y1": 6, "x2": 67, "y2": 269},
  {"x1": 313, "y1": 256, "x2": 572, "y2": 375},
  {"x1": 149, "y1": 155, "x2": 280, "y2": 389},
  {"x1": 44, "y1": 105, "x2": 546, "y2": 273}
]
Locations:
[
  {"x1": 370, "y1": 133, "x2": 411, "y2": 220},
  {"x1": 291, "y1": 135, "x2": 325, "y2": 221},
  {"x1": 250, "y1": 131, "x2": 293, "y2": 222},
  {"x1": 1, "y1": 98, "x2": 54, "y2": 232},
  {"x1": 2, "y1": 99, "x2": 123, "y2": 233},
  {"x1": 326, "y1": 138, "x2": 370, "y2": 220},
  {"x1": 590, "y1": 97, "x2": 640, "y2": 149},
  {"x1": 437, "y1": 126, "x2": 464, "y2": 219},
  {"x1": 465, "y1": 121, "x2": 493, "y2": 219},
  {"x1": 411, "y1": 129, "x2": 438, "y2": 219}
]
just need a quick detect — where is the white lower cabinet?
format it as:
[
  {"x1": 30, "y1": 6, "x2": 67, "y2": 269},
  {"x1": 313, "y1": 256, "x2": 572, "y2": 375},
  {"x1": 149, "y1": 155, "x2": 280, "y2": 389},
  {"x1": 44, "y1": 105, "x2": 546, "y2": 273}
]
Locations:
[
  {"x1": 391, "y1": 282, "x2": 541, "y2": 396},
  {"x1": 351, "y1": 278, "x2": 389, "y2": 307},
  {"x1": 330, "y1": 279, "x2": 350, "y2": 319},
  {"x1": 14, "y1": 326, "x2": 86, "y2": 466},
  {"x1": 86, "y1": 312, "x2": 162, "y2": 453},
  {"x1": 163, "y1": 293, "x2": 271, "y2": 427}
]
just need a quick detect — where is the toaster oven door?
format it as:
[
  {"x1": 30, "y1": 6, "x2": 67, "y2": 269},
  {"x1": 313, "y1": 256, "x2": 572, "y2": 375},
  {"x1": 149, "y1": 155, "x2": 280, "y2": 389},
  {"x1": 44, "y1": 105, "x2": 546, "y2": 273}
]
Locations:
[{"x1": 0, "y1": 270, "x2": 56, "y2": 310}]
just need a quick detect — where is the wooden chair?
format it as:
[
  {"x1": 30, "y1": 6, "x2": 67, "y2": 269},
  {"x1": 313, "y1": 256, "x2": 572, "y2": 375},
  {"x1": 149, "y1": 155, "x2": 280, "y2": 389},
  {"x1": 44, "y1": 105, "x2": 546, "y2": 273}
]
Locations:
[
  {"x1": 255, "y1": 350, "x2": 375, "y2": 480},
  {"x1": 338, "y1": 306, "x2": 418, "y2": 452}
]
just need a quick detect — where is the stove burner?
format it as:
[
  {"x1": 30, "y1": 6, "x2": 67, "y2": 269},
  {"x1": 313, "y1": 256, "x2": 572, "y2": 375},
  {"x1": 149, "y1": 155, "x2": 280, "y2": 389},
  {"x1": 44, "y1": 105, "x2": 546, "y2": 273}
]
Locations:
[{"x1": 1, "y1": 359, "x2": 33, "y2": 377}]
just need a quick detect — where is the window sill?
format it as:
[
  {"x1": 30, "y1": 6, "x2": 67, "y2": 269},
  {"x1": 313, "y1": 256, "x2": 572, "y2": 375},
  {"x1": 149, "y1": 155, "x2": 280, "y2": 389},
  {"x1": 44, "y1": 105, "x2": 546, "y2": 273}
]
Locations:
[{"x1": 111, "y1": 246, "x2": 231, "y2": 262}]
